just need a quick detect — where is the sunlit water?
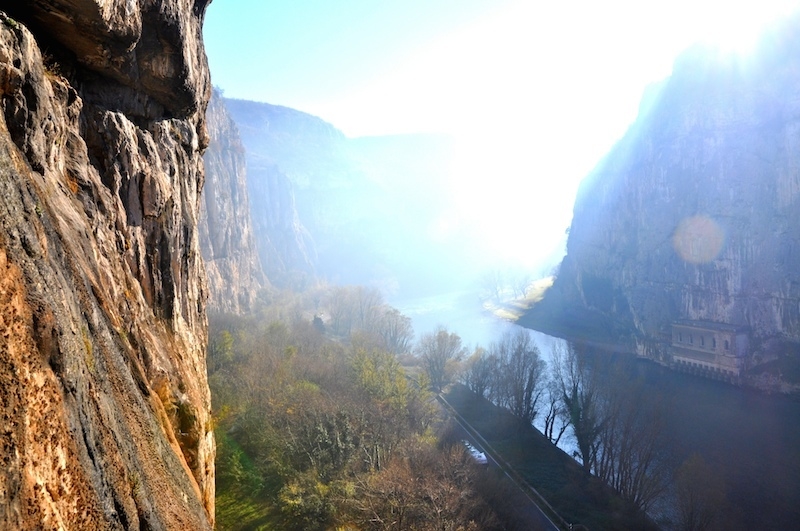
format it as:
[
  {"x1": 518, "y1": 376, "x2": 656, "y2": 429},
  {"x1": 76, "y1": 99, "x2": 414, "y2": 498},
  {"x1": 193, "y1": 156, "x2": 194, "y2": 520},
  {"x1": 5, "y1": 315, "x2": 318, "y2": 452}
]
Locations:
[{"x1": 391, "y1": 289, "x2": 562, "y2": 351}]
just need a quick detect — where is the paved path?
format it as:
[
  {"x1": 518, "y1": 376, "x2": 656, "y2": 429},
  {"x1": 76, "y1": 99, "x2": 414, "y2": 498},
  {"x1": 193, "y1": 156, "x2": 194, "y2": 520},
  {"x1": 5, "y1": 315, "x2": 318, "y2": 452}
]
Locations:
[{"x1": 437, "y1": 395, "x2": 563, "y2": 531}]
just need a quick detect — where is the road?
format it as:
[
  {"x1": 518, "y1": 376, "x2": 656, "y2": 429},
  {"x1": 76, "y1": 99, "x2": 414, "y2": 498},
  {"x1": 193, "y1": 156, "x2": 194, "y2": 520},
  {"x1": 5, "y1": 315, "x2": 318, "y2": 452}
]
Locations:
[{"x1": 437, "y1": 395, "x2": 564, "y2": 531}]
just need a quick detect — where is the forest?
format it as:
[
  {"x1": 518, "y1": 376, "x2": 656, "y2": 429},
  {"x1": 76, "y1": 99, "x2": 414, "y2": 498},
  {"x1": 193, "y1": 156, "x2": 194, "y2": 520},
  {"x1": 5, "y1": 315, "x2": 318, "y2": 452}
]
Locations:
[
  {"x1": 209, "y1": 285, "x2": 497, "y2": 529},
  {"x1": 208, "y1": 284, "x2": 730, "y2": 530}
]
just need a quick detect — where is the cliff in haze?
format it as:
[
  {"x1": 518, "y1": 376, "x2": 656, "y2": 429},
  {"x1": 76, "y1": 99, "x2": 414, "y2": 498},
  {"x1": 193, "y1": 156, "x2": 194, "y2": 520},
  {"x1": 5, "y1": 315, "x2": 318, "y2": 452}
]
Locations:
[
  {"x1": 0, "y1": 2, "x2": 214, "y2": 528},
  {"x1": 200, "y1": 91, "x2": 265, "y2": 313},
  {"x1": 223, "y1": 99, "x2": 318, "y2": 287},
  {"x1": 224, "y1": 98, "x2": 470, "y2": 296},
  {"x1": 520, "y1": 17, "x2": 800, "y2": 376}
]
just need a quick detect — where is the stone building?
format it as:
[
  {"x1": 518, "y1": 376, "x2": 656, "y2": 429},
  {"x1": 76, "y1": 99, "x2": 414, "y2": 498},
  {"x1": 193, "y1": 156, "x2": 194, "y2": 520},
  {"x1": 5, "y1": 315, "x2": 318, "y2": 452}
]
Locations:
[{"x1": 670, "y1": 320, "x2": 750, "y2": 380}]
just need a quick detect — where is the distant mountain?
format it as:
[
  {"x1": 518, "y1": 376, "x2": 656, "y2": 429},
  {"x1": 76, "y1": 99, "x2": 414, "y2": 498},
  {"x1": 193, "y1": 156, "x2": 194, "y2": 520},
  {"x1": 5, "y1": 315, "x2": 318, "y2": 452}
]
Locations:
[
  {"x1": 519, "y1": 15, "x2": 800, "y2": 379},
  {"x1": 224, "y1": 99, "x2": 477, "y2": 297}
]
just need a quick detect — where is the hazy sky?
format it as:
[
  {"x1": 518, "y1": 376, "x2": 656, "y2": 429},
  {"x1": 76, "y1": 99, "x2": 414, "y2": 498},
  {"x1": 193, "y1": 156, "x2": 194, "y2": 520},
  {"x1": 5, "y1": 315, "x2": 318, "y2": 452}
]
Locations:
[{"x1": 204, "y1": 0, "x2": 799, "y2": 270}]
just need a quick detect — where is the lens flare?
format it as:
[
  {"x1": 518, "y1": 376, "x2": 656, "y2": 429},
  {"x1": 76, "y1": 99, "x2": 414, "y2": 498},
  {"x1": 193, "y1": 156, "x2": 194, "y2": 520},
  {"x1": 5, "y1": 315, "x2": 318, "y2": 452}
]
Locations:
[{"x1": 672, "y1": 215, "x2": 725, "y2": 264}]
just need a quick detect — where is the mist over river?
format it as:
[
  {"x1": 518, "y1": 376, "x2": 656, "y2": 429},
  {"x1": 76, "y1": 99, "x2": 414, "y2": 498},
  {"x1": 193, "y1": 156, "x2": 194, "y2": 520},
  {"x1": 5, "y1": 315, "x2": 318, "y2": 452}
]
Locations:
[
  {"x1": 391, "y1": 289, "x2": 563, "y2": 350},
  {"x1": 394, "y1": 290, "x2": 800, "y2": 529}
]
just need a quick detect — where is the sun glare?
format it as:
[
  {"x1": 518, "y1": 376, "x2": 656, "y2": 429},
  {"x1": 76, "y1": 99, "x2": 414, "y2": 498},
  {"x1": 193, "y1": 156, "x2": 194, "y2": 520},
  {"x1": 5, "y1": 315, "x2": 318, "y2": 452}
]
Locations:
[
  {"x1": 696, "y1": 1, "x2": 797, "y2": 56},
  {"x1": 307, "y1": 0, "x2": 800, "y2": 273}
]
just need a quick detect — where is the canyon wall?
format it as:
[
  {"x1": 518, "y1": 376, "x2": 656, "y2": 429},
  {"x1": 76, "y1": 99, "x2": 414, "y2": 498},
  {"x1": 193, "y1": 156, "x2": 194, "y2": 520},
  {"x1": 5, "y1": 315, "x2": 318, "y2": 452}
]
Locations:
[
  {"x1": 200, "y1": 91, "x2": 265, "y2": 313},
  {"x1": 0, "y1": 1, "x2": 214, "y2": 528},
  {"x1": 225, "y1": 98, "x2": 468, "y2": 295},
  {"x1": 521, "y1": 16, "x2": 800, "y2": 367}
]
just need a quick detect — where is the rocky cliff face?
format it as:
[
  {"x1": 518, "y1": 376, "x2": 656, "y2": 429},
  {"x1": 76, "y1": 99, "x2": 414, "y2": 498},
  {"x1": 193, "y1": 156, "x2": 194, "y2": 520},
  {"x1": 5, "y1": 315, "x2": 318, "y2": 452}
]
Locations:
[
  {"x1": 521, "y1": 16, "x2": 800, "y2": 366},
  {"x1": 0, "y1": 2, "x2": 214, "y2": 528},
  {"x1": 246, "y1": 164, "x2": 317, "y2": 288},
  {"x1": 224, "y1": 99, "x2": 323, "y2": 287},
  {"x1": 200, "y1": 91, "x2": 265, "y2": 313}
]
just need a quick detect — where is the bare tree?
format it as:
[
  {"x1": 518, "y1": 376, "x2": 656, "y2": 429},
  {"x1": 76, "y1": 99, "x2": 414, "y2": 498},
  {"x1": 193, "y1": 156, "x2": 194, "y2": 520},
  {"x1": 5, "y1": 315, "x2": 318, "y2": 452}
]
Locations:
[
  {"x1": 553, "y1": 345, "x2": 670, "y2": 512},
  {"x1": 349, "y1": 442, "x2": 500, "y2": 530},
  {"x1": 461, "y1": 347, "x2": 496, "y2": 399},
  {"x1": 326, "y1": 285, "x2": 385, "y2": 338},
  {"x1": 552, "y1": 343, "x2": 603, "y2": 474},
  {"x1": 328, "y1": 286, "x2": 354, "y2": 336},
  {"x1": 491, "y1": 330, "x2": 546, "y2": 428},
  {"x1": 377, "y1": 307, "x2": 414, "y2": 355},
  {"x1": 593, "y1": 369, "x2": 670, "y2": 513},
  {"x1": 353, "y1": 285, "x2": 384, "y2": 331},
  {"x1": 479, "y1": 269, "x2": 504, "y2": 302},
  {"x1": 542, "y1": 379, "x2": 569, "y2": 446},
  {"x1": 511, "y1": 273, "x2": 531, "y2": 299},
  {"x1": 416, "y1": 326, "x2": 466, "y2": 392}
]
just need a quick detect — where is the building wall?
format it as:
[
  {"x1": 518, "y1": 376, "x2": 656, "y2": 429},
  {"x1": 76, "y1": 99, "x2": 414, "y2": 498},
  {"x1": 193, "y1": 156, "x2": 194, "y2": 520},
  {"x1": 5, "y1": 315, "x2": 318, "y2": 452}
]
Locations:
[{"x1": 670, "y1": 322, "x2": 749, "y2": 379}]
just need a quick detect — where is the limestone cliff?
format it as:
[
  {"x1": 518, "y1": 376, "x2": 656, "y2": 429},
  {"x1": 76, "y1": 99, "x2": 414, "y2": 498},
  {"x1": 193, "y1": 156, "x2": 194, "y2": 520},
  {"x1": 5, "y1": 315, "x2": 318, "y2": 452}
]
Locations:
[
  {"x1": 200, "y1": 91, "x2": 265, "y2": 313},
  {"x1": 520, "y1": 16, "x2": 800, "y2": 371},
  {"x1": 0, "y1": 2, "x2": 214, "y2": 529},
  {"x1": 246, "y1": 164, "x2": 317, "y2": 288},
  {"x1": 224, "y1": 99, "x2": 320, "y2": 287}
]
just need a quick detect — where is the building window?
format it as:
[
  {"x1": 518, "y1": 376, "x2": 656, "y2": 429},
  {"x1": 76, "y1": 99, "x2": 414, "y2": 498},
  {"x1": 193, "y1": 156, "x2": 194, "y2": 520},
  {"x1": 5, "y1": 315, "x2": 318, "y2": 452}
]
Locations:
[
  {"x1": 690, "y1": 334, "x2": 693, "y2": 344},
  {"x1": 712, "y1": 337, "x2": 716, "y2": 349},
  {"x1": 679, "y1": 332, "x2": 683, "y2": 342},
  {"x1": 725, "y1": 340, "x2": 729, "y2": 350},
  {"x1": 701, "y1": 336, "x2": 705, "y2": 347}
]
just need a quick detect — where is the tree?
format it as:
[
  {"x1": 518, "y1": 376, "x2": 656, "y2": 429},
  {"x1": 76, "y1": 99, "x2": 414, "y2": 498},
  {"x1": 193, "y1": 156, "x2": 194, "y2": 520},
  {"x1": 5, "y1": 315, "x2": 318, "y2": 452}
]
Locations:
[
  {"x1": 416, "y1": 326, "x2": 466, "y2": 392},
  {"x1": 348, "y1": 441, "x2": 500, "y2": 530},
  {"x1": 552, "y1": 342, "x2": 603, "y2": 473},
  {"x1": 511, "y1": 272, "x2": 531, "y2": 299},
  {"x1": 461, "y1": 347, "x2": 496, "y2": 399},
  {"x1": 593, "y1": 368, "x2": 669, "y2": 513},
  {"x1": 479, "y1": 269, "x2": 504, "y2": 302},
  {"x1": 542, "y1": 378, "x2": 569, "y2": 446},
  {"x1": 553, "y1": 344, "x2": 670, "y2": 512},
  {"x1": 353, "y1": 285, "x2": 384, "y2": 332},
  {"x1": 491, "y1": 329, "x2": 546, "y2": 428},
  {"x1": 208, "y1": 328, "x2": 234, "y2": 372},
  {"x1": 328, "y1": 286, "x2": 355, "y2": 336},
  {"x1": 377, "y1": 307, "x2": 414, "y2": 355}
]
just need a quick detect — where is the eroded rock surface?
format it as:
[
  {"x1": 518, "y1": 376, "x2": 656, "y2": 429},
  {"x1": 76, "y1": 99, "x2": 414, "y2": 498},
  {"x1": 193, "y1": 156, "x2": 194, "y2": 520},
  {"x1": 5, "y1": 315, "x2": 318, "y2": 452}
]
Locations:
[
  {"x1": 0, "y1": 2, "x2": 214, "y2": 528},
  {"x1": 224, "y1": 99, "x2": 318, "y2": 288}
]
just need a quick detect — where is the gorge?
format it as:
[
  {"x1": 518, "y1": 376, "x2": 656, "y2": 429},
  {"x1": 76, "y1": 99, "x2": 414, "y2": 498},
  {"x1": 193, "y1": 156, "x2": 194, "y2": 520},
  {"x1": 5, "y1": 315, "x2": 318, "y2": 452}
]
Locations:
[{"x1": 4, "y1": 1, "x2": 800, "y2": 529}]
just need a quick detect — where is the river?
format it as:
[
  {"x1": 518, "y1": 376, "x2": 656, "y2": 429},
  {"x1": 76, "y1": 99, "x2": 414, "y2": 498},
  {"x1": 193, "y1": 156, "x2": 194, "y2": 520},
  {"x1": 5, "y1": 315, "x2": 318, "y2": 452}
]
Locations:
[{"x1": 392, "y1": 290, "x2": 800, "y2": 530}]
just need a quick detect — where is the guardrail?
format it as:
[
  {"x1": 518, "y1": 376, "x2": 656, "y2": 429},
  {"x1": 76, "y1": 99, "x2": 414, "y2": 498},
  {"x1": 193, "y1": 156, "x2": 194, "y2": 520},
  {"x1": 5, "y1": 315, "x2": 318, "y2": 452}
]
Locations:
[{"x1": 437, "y1": 394, "x2": 577, "y2": 531}]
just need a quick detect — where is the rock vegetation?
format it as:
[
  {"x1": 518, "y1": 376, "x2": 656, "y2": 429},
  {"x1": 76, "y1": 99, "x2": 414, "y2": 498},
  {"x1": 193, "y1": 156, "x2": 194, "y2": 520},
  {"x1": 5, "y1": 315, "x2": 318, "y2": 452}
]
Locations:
[{"x1": 0, "y1": 1, "x2": 214, "y2": 528}]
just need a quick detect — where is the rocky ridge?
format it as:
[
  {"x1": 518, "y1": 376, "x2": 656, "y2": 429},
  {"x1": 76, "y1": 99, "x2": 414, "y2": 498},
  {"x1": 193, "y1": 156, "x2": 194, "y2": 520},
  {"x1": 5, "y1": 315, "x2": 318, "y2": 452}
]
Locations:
[
  {"x1": 520, "y1": 16, "x2": 800, "y2": 376},
  {"x1": 0, "y1": 1, "x2": 214, "y2": 528},
  {"x1": 224, "y1": 99, "x2": 470, "y2": 295}
]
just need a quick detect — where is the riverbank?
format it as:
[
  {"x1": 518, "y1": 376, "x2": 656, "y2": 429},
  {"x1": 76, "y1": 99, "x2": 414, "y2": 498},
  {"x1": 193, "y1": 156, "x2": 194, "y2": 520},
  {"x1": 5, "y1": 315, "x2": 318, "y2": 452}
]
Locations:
[
  {"x1": 515, "y1": 281, "x2": 800, "y2": 396},
  {"x1": 443, "y1": 384, "x2": 658, "y2": 531}
]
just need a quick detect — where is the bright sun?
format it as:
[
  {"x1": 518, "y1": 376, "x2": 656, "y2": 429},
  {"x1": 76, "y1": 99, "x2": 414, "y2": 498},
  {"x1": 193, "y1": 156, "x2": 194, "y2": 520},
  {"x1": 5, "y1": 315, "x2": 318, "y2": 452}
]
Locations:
[
  {"x1": 699, "y1": 2, "x2": 795, "y2": 55},
  {"x1": 312, "y1": 0, "x2": 800, "y2": 273}
]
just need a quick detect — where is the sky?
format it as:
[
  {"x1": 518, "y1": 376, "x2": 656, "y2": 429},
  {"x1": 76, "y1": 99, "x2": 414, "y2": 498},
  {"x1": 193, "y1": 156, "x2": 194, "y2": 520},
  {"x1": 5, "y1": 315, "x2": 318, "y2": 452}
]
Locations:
[{"x1": 204, "y1": 0, "x2": 800, "y2": 271}]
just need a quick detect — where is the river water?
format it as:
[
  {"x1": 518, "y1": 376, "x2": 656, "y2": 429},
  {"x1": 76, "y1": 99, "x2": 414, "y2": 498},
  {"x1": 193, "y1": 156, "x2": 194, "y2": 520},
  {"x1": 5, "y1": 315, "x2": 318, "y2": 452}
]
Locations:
[{"x1": 393, "y1": 290, "x2": 800, "y2": 530}]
